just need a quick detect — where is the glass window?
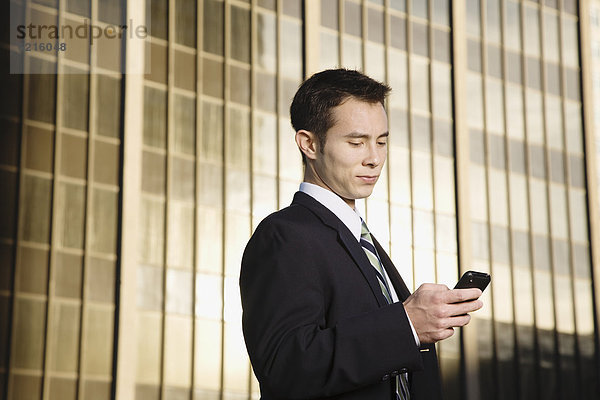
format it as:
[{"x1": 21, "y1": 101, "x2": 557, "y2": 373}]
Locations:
[
  {"x1": 90, "y1": 188, "x2": 118, "y2": 254},
  {"x1": 198, "y1": 206, "x2": 223, "y2": 274},
  {"x1": 526, "y1": 57, "x2": 541, "y2": 90},
  {"x1": 512, "y1": 231, "x2": 530, "y2": 267},
  {"x1": 524, "y1": 5, "x2": 540, "y2": 57},
  {"x1": 203, "y1": 0, "x2": 223, "y2": 55},
  {"x1": 13, "y1": 298, "x2": 46, "y2": 369},
  {"x1": 148, "y1": 0, "x2": 167, "y2": 38},
  {"x1": 83, "y1": 307, "x2": 114, "y2": 375},
  {"x1": 257, "y1": 12, "x2": 277, "y2": 73},
  {"x1": 433, "y1": 29, "x2": 450, "y2": 64},
  {"x1": 390, "y1": 15, "x2": 407, "y2": 50},
  {"x1": 412, "y1": 114, "x2": 431, "y2": 152},
  {"x1": 54, "y1": 252, "x2": 82, "y2": 298},
  {"x1": 505, "y1": 85, "x2": 524, "y2": 140},
  {"x1": 61, "y1": 133, "x2": 87, "y2": 179},
  {"x1": 166, "y1": 269, "x2": 193, "y2": 314},
  {"x1": 485, "y1": 0, "x2": 501, "y2": 44},
  {"x1": 230, "y1": 5, "x2": 250, "y2": 63},
  {"x1": 252, "y1": 113, "x2": 277, "y2": 175},
  {"x1": 486, "y1": 44, "x2": 501, "y2": 79},
  {"x1": 469, "y1": 165, "x2": 488, "y2": 221},
  {"x1": 543, "y1": 11, "x2": 560, "y2": 63},
  {"x1": 549, "y1": 149, "x2": 565, "y2": 184},
  {"x1": 434, "y1": 157, "x2": 455, "y2": 214},
  {"x1": 412, "y1": 152, "x2": 433, "y2": 210},
  {"x1": 485, "y1": 78, "x2": 504, "y2": 133},
  {"x1": 227, "y1": 108, "x2": 250, "y2": 169},
  {"x1": 344, "y1": 0, "x2": 362, "y2": 37},
  {"x1": 87, "y1": 257, "x2": 116, "y2": 303},
  {"x1": 66, "y1": 0, "x2": 89, "y2": 16},
  {"x1": 170, "y1": 157, "x2": 195, "y2": 201},
  {"x1": 546, "y1": 95, "x2": 563, "y2": 150},
  {"x1": 411, "y1": 58, "x2": 430, "y2": 113},
  {"x1": 413, "y1": 210, "x2": 434, "y2": 249},
  {"x1": 143, "y1": 86, "x2": 167, "y2": 149},
  {"x1": 49, "y1": 377, "x2": 77, "y2": 400},
  {"x1": 529, "y1": 179, "x2": 549, "y2": 235},
  {"x1": 471, "y1": 221, "x2": 489, "y2": 261},
  {"x1": 411, "y1": 0, "x2": 428, "y2": 19},
  {"x1": 175, "y1": 0, "x2": 196, "y2": 47},
  {"x1": 140, "y1": 198, "x2": 165, "y2": 265},
  {"x1": 20, "y1": 175, "x2": 52, "y2": 243},
  {"x1": 136, "y1": 313, "x2": 162, "y2": 383},
  {"x1": 564, "y1": 101, "x2": 583, "y2": 154},
  {"x1": 432, "y1": 0, "x2": 449, "y2": 26},
  {"x1": 491, "y1": 225, "x2": 509, "y2": 266},
  {"x1": 470, "y1": 128, "x2": 485, "y2": 165},
  {"x1": 280, "y1": 20, "x2": 302, "y2": 80},
  {"x1": 282, "y1": 0, "x2": 302, "y2": 17},
  {"x1": 468, "y1": 39, "x2": 482, "y2": 72},
  {"x1": 509, "y1": 139, "x2": 525, "y2": 174},
  {"x1": 466, "y1": 73, "x2": 484, "y2": 129},
  {"x1": 561, "y1": 17, "x2": 579, "y2": 67},
  {"x1": 569, "y1": 155, "x2": 585, "y2": 188},
  {"x1": 321, "y1": 0, "x2": 338, "y2": 29},
  {"x1": 368, "y1": 8, "x2": 384, "y2": 43},
  {"x1": 16, "y1": 247, "x2": 48, "y2": 295},
  {"x1": 199, "y1": 162, "x2": 223, "y2": 207},
  {"x1": 489, "y1": 169, "x2": 508, "y2": 226},
  {"x1": 173, "y1": 95, "x2": 196, "y2": 155},
  {"x1": 573, "y1": 243, "x2": 590, "y2": 279},
  {"x1": 505, "y1": 1, "x2": 521, "y2": 51},
  {"x1": 552, "y1": 239, "x2": 570, "y2": 275},
  {"x1": 49, "y1": 303, "x2": 80, "y2": 373},
  {"x1": 25, "y1": 126, "x2": 54, "y2": 173},
  {"x1": 545, "y1": 62, "x2": 561, "y2": 96},
  {"x1": 94, "y1": 140, "x2": 120, "y2": 186},
  {"x1": 195, "y1": 319, "x2": 223, "y2": 389},
  {"x1": 435, "y1": 213, "x2": 456, "y2": 253},
  {"x1": 466, "y1": 0, "x2": 481, "y2": 37},
  {"x1": 412, "y1": 22, "x2": 429, "y2": 57},
  {"x1": 489, "y1": 134, "x2": 505, "y2": 170},
  {"x1": 255, "y1": 72, "x2": 276, "y2": 113},
  {"x1": 57, "y1": 183, "x2": 85, "y2": 249},
  {"x1": 201, "y1": 101, "x2": 224, "y2": 163},
  {"x1": 343, "y1": 37, "x2": 363, "y2": 70},
  {"x1": 62, "y1": 69, "x2": 89, "y2": 131},
  {"x1": 569, "y1": 189, "x2": 588, "y2": 243},
  {"x1": 509, "y1": 174, "x2": 529, "y2": 231},
  {"x1": 27, "y1": 58, "x2": 56, "y2": 123},
  {"x1": 549, "y1": 183, "x2": 568, "y2": 240},
  {"x1": 434, "y1": 120, "x2": 453, "y2": 157},
  {"x1": 506, "y1": 51, "x2": 522, "y2": 85},
  {"x1": 98, "y1": 0, "x2": 121, "y2": 24},
  {"x1": 533, "y1": 235, "x2": 551, "y2": 271},
  {"x1": 137, "y1": 264, "x2": 164, "y2": 310},
  {"x1": 230, "y1": 65, "x2": 250, "y2": 106},
  {"x1": 252, "y1": 175, "x2": 278, "y2": 221},
  {"x1": 365, "y1": 43, "x2": 385, "y2": 82},
  {"x1": 174, "y1": 51, "x2": 196, "y2": 91},
  {"x1": 142, "y1": 151, "x2": 166, "y2": 195},
  {"x1": 96, "y1": 75, "x2": 121, "y2": 138},
  {"x1": 525, "y1": 90, "x2": 544, "y2": 144},
  {"x1": 565, "y1": 67, "x2": 580, "y2": 101},
  {"x1": 145, "y1": 41, "x2": 167, "y2": 85},
  {"x1": 388, "y1": 51, "x2": 408, "y2": 109},
  {"x1": 432, "y1": 63, "x2": 451, "y2": 119},
  {"x1": 389, "y1": 146, "x2": 412, "y2": 206}
]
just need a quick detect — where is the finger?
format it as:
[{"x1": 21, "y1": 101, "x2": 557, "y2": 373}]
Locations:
[
  {"x1": 446, "y1": 288, "x2": 482, "y2": 303},
  {"x1": 448, "y1": 299, "x2": 483, "y2": 316},
  {"x1": 438, "y1": 327, "x2": 455, "y2": 341},
  {"x1": 446, "y1": 313, "x2": 472, "y2": 328}
]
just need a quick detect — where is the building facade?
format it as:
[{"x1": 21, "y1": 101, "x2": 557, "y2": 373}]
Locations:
[{"x1": 1, "y1": 0, "x2": 599, "y2": 399}]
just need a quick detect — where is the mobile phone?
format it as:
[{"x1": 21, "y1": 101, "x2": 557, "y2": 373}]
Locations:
[{"x1": 454, "y1": 270, "x2": 491, "y2": 292}]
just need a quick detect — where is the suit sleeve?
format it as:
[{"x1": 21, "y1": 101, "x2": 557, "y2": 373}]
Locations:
[{"x1": 240, "y1": 219, "x2": 424, "y2": 399}]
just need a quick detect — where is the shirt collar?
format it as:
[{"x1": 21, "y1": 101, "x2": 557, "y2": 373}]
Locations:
[{"x1": 299, "y1": 182, "x2": 362, "y2": 241}]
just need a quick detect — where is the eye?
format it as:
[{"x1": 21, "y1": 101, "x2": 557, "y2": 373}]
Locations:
[
  {"x1": 349, "y1": 141, "x2": 362, "y2": 146},
  {"x1": 377, "y1": 140, "x2": 387, "y2": 146}
]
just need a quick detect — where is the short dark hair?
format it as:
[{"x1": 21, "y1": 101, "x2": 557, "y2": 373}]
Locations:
[{"x1": 290, "y1": 69, "x2": 391, "y2": 162}]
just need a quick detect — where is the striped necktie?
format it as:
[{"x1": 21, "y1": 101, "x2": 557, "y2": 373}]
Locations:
[{"x1": 360, "y1": 221, "x2": 411, "y2": 400}]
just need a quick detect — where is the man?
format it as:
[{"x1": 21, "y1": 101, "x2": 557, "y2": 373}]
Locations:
[{"x1": 240, "y1": 69, "x2": 482, "y2": 399}]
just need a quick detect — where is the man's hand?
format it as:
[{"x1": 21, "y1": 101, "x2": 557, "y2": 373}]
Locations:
[{"x1": 403, "y1": 283, "x2": 483, "y2": 344}]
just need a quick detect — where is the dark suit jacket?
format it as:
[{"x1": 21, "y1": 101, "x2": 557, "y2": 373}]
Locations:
[{"x1": 240, "y1": 191, "x2": 443, "y2": 400}]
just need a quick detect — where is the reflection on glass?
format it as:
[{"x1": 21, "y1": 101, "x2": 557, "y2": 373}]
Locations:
[
  {"x1": 136, "y1": 313, "x2": 162, "y2": 383},
  {"x1": 413, "y1": 248, "x2": 435, "y2": 287},
  {"x1": 485, "y1": 78, "x2": 504, "y2": 133},
  {"x1": 143, "y1": 86, "x2": 167, "y2": 149},
  {"x1": 432, "y1": 0, "x2": 449, "y2": 26},
  {"x1": 508, "y1": 174, "x2": 528, "y2": 231},
  {"x1": 164, "y1": 316, "x2": 192, "y2": 386},
  {"x1": 466, "y1": 73, "x2": 483, "y2": 128},
  {"x1": 534, "y1": 270, "x2": 555, "y2": 330},
  {"x1": 84, "y1": 307, "x2": 114, "y2": 374},
  {"x1": 167, "y1": 204, "x2": 194, "y2": 269},
  {"x1": 432, "y1": 63, "x2": 451, "y2": 119},
  {"x1": 61, "y1": 133, "x2": 87, "y2": 179},
  {"x1": 469, "y1": 128, "x2": 485, "y2": 165},
  {"x1": 195, "y1": 319, "x2": 223, "y2": 390},
  {"x1": 137, "y1": 265, "x2": 163, "y2": 311},
  {"x1": 230, "y1": 65, "x2": 251, "y2": 106},
  {"x1": 486, "y1": 44, "x2": 501, "y2": 79},
  {"x1": 96, "y1": 75, "x2": 121, "y2": 138},
  {"x1": 434, "y1": 120, "x2": 453, "y2": 157},
  {"x1": 390, "y1": 15, "x2": 406, "y2": 50},
  {"x1": 506, "y1": 51, "x2": 522, "y2": 85},
  {"x1": 549, "y1": 150, "x2": 565, "y2": 184},
  {"x1": 525, "y1": 90, "x2": 544, "y2": 144},
  {"x1": 62, "y1": 69, "x2": 89, "y2": 131},
  {"x1": 412, "y1": 22, "x2": 429, "y2": 57},
  {"x1": 139, "y1": 198, "x2": 165, "y2": 266},
  {"x1": 388, "y1": 51, "x2": 408, "y2": 109},
  {"x1": 489, "y1": 169, "x2": 508, "y2": 226},
  {"x1": 230, "y1": 6, "x2": 250, "y2": 63},
  {"x1": 561, "y1": 16, "x2": 579, "y2": 68},
  {"x1": 412, "y1": 114, "x2": 431, "y2": 152},
  {"x1": 343, "y1": 38, "x2": 363, "y2": 70},
  {"x1": 57, "y1": 182, "x2": 85, "y2": 249},
  {"x1": 485, "y1": 0, "x2": 501, "y2": 44},
  {"x1": 489, "y1": 134, "x2": 505, "y2": 170},
  {"x1": 505, "y1": 1, "x2": 521, "y2": 50},
  {"x1": 388, "y1": 146, "x2": 412, "y2": 206},
  {"x1": 491, "y1": 264, "x2": 513, "y2": 322},
  {"x1": 252, "y1": 113, "x2": 277, "y2": 175},
  {"x1": 345, "y1": 0, "x2": 362, "y2": 37},
  {"x1": 543, "y1": 11, "x2": 560, "y2": 63},
  {"x1": 175, "y1": 0, "x2": 196, "y2": 47},
  {"x1": 546, "y1": 95, "x2": 563, "y2": 149},
  {"x1": 281, "y1": 20, "x2": 303, "y2": 80},
  {"x1": 412, "y1": 152, "x2": 433, "y2": 210},
  {"x1": 469, "y1": 165, "x2": 487, "y2": 221},
  {"x1": 49, "y1": 302, "x2": 80, "y2": 372},
  {"x1": 410, "y1": 58, "x2": 430, "y2": 113},
  {"x1": 13, "y1": 298, "x2": 46, "y2": 369},
  {"x1": 565, "y1": 67, "x2": 580, "y2": 101},
  {"x1": 173, "y1": 95, "x2": 196, "y2": 155},
  {"x1": 411, "y1": 0, "x2": 428, "y2": 19},
  {"x1": 554, "y1": 275, "x2": 575, "y2": 333},
  {"x1": 529, "y1": 179, "x2": 548, "y2": 235},
  {"x1": 368, "y1": 8, "x2": 384, "y2": 43},
  {"x1": 365, "y1": 43, "x2": 385, "y2": 81},
  {"x1": 569, "y1": 189, "x2": 588, "y2": 243},
  {"x1": 545, "y1": 62, "x2": 560, "y2": 96},
  {"x1": 435, "y1": 213, "x2": 456, "y2": 253},
  {"x1": 512, "y1": 230, "x2": 530, "y2": 267},
  {"x1": 321, "y1": 0, "x2": 338, "y2": 30},
  {"x1": 202, "y1": 58, "x2": 224, "y2": 99},
  {"x1": 526, "y1": 57, "x2": 541, "y2": 90},
  {"x1": 466, "y1": 0, "x2": 481, "y2": 37},
  {"x1": 434, "y1": 156, "x2": 455, "y2": 214},
  {"x1": 142, "y1": 151, "x2": 166, "y2": 195},
  {"x1": 252, "y1": 175, "x2": 277, "y2": 221},
  {"x1": 198, "y1": 206, "x2": 223, "y2": 274},
  {"x1": 258, "y1": 12, "x2": 277, "y2": 73},
  {"x1": 524, "y1": 5, "x2": 540, "y2": 57},
  {"x1": 20, "y1": 175, "x2": 52, "y2": 243},
  {"x1": 320, "y1": 31, "x2": 339, "y2": 70},
  {"x1": 27, "y1": 58, "x2": 56, "y2": 123},
  {"x1": 513, "y1": 267, "x2": 534, "y2": 325},
  {"x1": 201, "y1": 101, "x2": 224, "y2": 163}
]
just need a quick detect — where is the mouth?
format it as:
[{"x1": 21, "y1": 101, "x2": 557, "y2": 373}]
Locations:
[{"x1": 357, "y1": 175, "x2": 379, "y2": 184}]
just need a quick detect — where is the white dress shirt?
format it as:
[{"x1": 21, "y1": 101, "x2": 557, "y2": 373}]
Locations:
[{"x1": 299, "y1": 182, "x2": 420, "y2": 346}]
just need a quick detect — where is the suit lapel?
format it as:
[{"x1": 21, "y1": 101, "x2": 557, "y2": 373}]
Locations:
[{"x1": 292, "y1": 192, "x2": 390, "y2": 307}]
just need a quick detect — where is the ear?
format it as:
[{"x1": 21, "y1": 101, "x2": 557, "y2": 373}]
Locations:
[{"x1": 295, "y1": 129, "x2": 319, "y2": 161}]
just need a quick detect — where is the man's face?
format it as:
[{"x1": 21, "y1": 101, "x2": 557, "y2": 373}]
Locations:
[{"x1": 311, "y1": 97, "x2": 388, "y2": 208}]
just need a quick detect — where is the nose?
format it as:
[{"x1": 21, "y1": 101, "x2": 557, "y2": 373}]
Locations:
[{"x1": 363, "y1": 143, "x2": 382, "y2": 167}]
